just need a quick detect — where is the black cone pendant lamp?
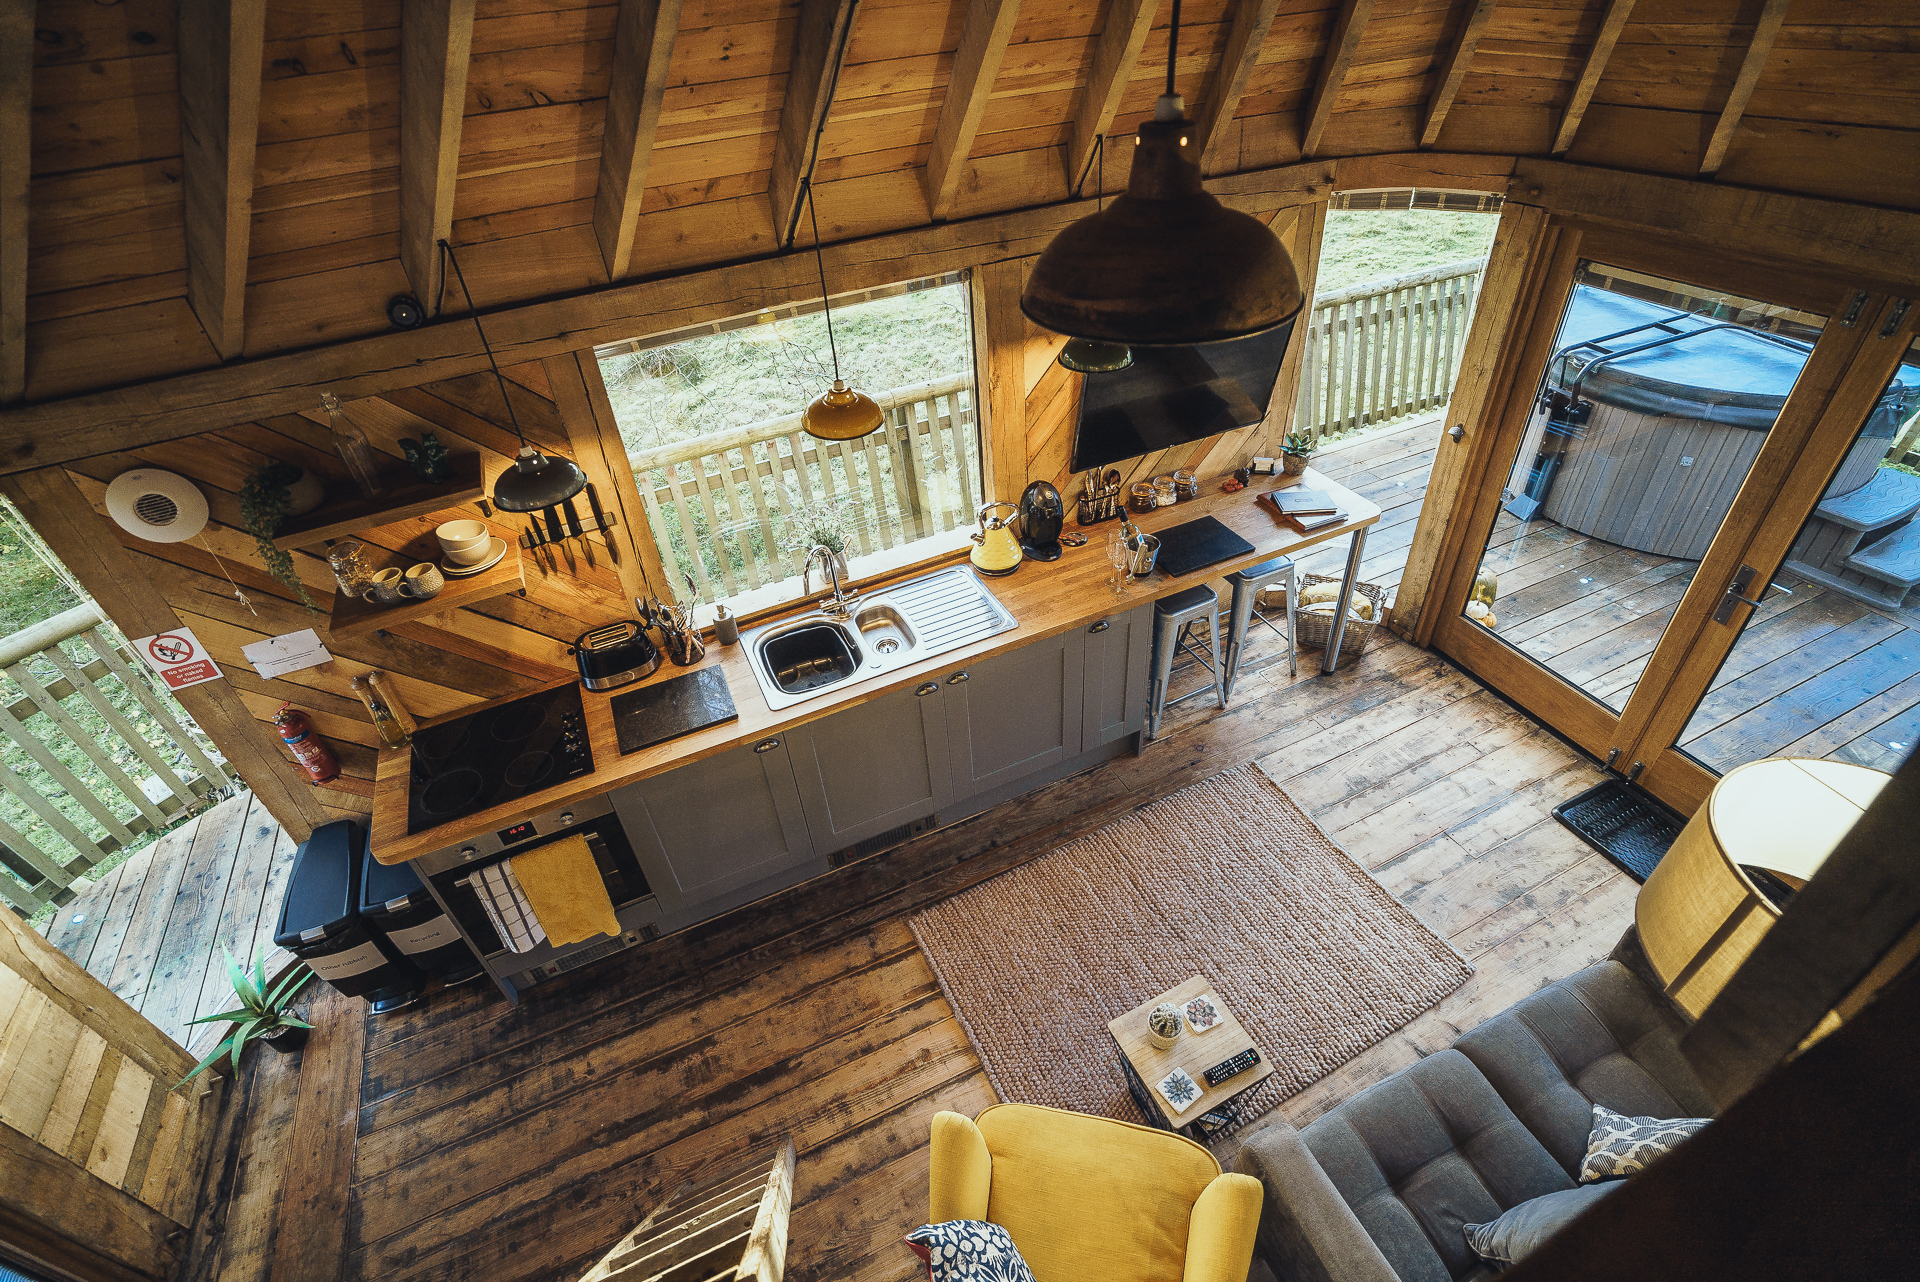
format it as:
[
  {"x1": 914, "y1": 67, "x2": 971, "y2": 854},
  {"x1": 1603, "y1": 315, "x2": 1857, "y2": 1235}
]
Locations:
[
  {"x1": 441, "y1": 240, "x2": 588, "y2": 512},
  {"x1": 1022, "y1": 0, "x2": 1303, "y2": 346}
]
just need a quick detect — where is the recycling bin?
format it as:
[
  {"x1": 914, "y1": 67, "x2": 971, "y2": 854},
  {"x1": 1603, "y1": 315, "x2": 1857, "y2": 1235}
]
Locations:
[
  {"x1": 359, "y1": 844, "x2": 484, "y2": 992},
  {"x1": 273, "y1": 819, "x2": 423, "y2": 1015}
]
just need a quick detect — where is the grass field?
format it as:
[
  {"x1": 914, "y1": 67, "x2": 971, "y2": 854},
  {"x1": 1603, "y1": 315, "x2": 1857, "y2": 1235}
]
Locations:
[{"x1": 1315, "y1": 208, "x2": 1499, "y2": 295}]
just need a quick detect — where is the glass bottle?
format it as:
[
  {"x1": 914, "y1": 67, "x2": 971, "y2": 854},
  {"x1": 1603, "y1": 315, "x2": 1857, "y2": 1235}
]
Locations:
[
  {"x1": 1470, "y1": 566, "x2": 1499, "y2": 608},
  {"x1": 321, "y1": 392, "x2": 386, "y2": 499},
  {"x1": 350, "y1": 675, "x2": 411, "y2": 749}
]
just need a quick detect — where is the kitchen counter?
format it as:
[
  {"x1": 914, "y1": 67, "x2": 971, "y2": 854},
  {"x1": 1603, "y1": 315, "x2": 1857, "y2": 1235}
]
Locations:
[{"x1": 370, "y1": 470, "x2": 1382, "y2": 863}]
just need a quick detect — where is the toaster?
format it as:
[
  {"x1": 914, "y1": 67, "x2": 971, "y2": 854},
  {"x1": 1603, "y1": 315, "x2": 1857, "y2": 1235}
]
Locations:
[{"x1": 572, "y1": 621, "x2": 661, "y2": 691}]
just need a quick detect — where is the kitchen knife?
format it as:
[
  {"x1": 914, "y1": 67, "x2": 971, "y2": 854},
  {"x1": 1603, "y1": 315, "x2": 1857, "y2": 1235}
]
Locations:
[
  {"x1": 545, "y1": 507, "x2": 576, "y2": 573},
  {"x1": 586, "y1": 483, "x2": 619, "y2": 564},
  {"x1": 562, "y1": 496, "x2": 594, "y2": 568}
]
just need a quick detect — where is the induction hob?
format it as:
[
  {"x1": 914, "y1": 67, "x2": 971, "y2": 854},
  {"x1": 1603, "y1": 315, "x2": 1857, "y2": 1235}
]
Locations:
[{"x1": 406, "y1": 684, "x2": 593, "y2": 835}]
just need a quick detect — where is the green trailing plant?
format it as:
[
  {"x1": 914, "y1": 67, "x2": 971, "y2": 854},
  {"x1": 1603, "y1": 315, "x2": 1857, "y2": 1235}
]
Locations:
[
  {"x1": 399, "y1": 430, "x2": 453, "y2": 482},
  {"x1": 1282, "y1": 432, "x2": 1317, "y2": 459},
  {"x1": 239, "y1": 463, "x2": 321, "y2": 612},
  {"x1": 176, "y1": 948, "x2": 312, "y2": 1089}
]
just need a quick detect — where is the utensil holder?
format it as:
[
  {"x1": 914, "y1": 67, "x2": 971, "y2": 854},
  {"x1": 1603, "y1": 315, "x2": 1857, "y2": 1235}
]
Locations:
[
  {"x1": 1077, "y1": 484, "x2": 1122, "y2": 525},
  {"x1": 663, "y1": 629, "x2": 706, "y2": 667}
]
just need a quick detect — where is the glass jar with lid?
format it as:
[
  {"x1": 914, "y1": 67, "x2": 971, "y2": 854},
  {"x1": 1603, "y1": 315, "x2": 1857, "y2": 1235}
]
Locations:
[{"x1": 326, "y1": 540, "x2": 375, "y2": 597}]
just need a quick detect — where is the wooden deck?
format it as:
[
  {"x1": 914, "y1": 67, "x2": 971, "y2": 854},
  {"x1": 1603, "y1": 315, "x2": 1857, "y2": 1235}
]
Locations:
[
  {"x1": 178, "y1": 618, "x2": 1635, "y2": 1282},
  {"x1": 39, "y1": 791, "x2": 296, "y2": 1049}
]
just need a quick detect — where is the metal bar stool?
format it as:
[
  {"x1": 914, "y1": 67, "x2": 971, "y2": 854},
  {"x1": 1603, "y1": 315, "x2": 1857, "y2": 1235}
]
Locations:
[
  {"x1": 1224, "y1": 554, "x2": 1298, "y2": 696},
  {"x1": 1147, "y1": 585, "x2": 1226, "y2": 739}
]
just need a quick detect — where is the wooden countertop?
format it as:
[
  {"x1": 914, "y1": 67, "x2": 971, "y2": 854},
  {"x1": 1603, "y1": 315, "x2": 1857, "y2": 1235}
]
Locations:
[{"x1": 370, "y1": 470, "x2": 1381, "y2": 863}]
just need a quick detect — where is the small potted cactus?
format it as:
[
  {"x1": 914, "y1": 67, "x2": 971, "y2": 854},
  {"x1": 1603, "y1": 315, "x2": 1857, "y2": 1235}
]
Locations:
[{"x1": 1281, "y1": 432, "x2": 1316, "y2": 476}]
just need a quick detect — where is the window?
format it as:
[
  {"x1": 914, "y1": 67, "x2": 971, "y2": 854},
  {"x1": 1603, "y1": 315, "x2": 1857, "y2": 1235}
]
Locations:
[{"x1": 596, "y1": 274, "x2": 980, "y2": 618}]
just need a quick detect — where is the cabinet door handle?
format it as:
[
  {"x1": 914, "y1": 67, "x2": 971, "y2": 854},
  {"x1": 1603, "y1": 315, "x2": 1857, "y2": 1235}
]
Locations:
[
  {"x1": 1088, "y1": 620, "x2": 1112, "y2": 634},
  {"x1": 914, "y1": 682, "x2": 939, "y2": 697},
  {"x1": 753, "y1": 738, "x2": 781, "y2": 753},
  {"x1": 946, "y1": 671, "x2": 970, "y2": 684}
]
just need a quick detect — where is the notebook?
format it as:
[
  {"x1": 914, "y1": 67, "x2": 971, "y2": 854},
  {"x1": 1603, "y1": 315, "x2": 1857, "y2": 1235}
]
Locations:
[
  {"x1": 1256, "y1": 491, "x2": 1347, "y2": 533},
  {"x1": 1268, "y1": 487, "x2": 1338, "y2": 515}
]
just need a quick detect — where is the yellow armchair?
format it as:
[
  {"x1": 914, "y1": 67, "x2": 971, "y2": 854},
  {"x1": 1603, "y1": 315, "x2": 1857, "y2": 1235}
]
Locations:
[{"x1": 928, "y1": 1103, "x2": 1262, "y2": 1282}]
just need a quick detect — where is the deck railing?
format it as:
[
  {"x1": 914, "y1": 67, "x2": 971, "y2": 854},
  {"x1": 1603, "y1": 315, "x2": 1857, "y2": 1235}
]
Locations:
[
  {"x1": 0, "y1": 604, "x2": 233, "y2": 917},
  {"x1": 630, "y1": 372, "x2": 980, "y2": 606},
  {"x1": 1294, "y1": 259, "x2": 1483, "y2": 443}
]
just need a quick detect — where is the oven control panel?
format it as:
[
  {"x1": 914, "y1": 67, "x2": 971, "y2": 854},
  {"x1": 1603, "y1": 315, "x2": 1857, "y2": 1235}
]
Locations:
[{"x1": 412, "y1": 792, "x2": 616, "y2": 877}]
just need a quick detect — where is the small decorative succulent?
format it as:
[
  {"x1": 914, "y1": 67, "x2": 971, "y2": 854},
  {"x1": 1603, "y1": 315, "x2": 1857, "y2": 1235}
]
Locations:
[
  {"x1": 399, "y1": 430, "x2": 453, "y2": 482},
  {"x1": 176, "y1": 948, "x2": 313, "y2": 1089},
  {"x1": 1282, "y1": 432, "x2": 1317, "y2": 459},
  {"x1": 239, "y1": 463, "x2": 321, "y2": 612}
]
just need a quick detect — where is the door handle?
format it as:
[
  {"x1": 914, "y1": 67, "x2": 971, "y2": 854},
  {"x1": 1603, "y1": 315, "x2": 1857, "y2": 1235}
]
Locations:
[
  {"x1": 914, "y1": 682, "x2": 939, "y2": 696},
  {"x1": 946, "y1": 671, "x2": 970, "y2": 684},
  {"x1": 1088, "y1": 620, "x2": 1112, "y2": 634},
  {"x1": 1713, "y1": 564, "x2": 1793, "y2": 624},
  {"x1": 753, "y1": 738, "x2": 781, "y2": 753}
]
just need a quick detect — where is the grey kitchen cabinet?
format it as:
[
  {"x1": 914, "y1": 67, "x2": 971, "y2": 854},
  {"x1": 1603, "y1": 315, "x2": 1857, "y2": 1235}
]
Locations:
[
  {"x1": 784, "y1": 680, "x2": 954, "y2": 854},
  {"x1": 608, "y1": 735, "x2": 820, "y2": 927},
  {"x1": 942, "y1": 628, "x2": 1086, "y2": 799},
  {"x1": 1082, "y1": 603, "x2": 1153, "y2": 747}
]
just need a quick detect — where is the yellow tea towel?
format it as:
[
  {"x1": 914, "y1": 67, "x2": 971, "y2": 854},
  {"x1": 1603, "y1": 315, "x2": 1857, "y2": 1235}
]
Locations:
[{"x1": 511, "y1": 834, "x2": 619, "y2": 947}]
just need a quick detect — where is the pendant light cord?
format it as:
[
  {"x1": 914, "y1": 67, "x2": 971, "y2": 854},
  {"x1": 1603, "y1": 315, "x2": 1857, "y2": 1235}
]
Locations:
[
  {"x1": 802, "y1": 179, "x2": 844, "y2": 382},
  {"x1": 1166, "y1": 0, "x2": 1181, "y2": 97},
  {"x1": 438, "y1": 239, "x2": 530, "y2": 451}
]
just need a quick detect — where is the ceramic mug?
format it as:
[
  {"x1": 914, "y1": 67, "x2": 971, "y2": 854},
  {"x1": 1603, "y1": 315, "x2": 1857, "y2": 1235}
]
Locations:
[
  {"x1": 400, "y1": 563, "x2": 444, "y2": 599},
  {"x1": 436, "y1": 519, "x2": 491, "y2": 565},
  {"x1": 364, "y1": 567, "x2": 406, "y2": 604}
]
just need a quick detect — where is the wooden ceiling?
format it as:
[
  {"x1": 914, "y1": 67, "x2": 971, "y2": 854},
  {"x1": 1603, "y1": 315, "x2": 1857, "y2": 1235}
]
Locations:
[{"x1": 8, "y1": 0, "x2": 1918, "y2": 408}]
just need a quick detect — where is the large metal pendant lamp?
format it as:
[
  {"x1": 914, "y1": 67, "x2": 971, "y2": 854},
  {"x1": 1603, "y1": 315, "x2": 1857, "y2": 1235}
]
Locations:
[
  {"x1": 1055, "y1": 134, "x2": 1133, "y2": 374},
  {"x1": 441, "y1": 240, "x2": 588, "y2": 512},
  {"x1": 800, "y1": 180, "x2": 885, "y2": 441},
  {"x1": 1022, "y1": 0, "x2": 1304, "y2": 346}
]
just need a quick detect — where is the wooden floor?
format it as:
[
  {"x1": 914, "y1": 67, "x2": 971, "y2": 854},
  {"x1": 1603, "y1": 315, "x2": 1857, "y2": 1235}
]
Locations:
[
  {"x1": 178, "y1": 610, "x2": 1637, "y2": 1282},
  {"x1": 39, "y1": 791, "x2": 296, "y2": 1049}
]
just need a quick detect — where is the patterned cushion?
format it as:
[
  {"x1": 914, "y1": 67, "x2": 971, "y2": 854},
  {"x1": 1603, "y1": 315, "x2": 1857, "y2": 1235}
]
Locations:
[
  {"x1": 1578, "y1": 1105, "x2": 1708, "y2": 1183},
  {"x1": 904, "y1": 1220, "x2": 1038, "y2": 1282}
]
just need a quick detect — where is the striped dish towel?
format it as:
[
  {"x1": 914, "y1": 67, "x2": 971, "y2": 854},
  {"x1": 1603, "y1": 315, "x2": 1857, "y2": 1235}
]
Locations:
[{"x1": 474, "y1": 861, "x2": 547, "y2": 953}]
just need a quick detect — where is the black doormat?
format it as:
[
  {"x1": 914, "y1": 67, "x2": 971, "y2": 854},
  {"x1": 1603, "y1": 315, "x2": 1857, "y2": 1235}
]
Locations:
[{"x1": 1552, "y1": 779, "x2": 1686, "y2": 882}]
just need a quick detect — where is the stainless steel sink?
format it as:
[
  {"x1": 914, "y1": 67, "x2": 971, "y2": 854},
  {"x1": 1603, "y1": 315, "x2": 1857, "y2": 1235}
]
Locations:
[{"x1": 741, "y1": 566, "x2": 1017, "y2": 710}]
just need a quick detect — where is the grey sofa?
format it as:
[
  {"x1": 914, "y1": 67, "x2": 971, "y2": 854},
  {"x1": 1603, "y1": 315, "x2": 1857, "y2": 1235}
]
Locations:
[{"x1": 1232, "y1": 955, "x2": 1715, "y2": 1281}]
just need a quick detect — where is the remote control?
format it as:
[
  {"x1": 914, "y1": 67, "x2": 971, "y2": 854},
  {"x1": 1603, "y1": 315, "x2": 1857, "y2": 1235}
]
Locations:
[{"x1": 1203, "y1": 1047, "x2": 1261, "y2": 1087}]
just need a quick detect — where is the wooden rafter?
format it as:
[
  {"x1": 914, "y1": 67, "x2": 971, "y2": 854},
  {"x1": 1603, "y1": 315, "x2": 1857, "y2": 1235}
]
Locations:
[
  {"x1": 1420, "y1": 0, "x2": 1497, "y2": 150},
  {"x1": 1, "y1": 0, "x2": 33, "y2": 401},
  {"x1": 1552, "y1": 0, "x2": 1636, "y2": 155},
  {"x1": 594, "y1": 0, "x2": 685, "y2": 280},
  {"x1": 400, "y1": 0, "x2": 477, "y2": 314},
  {"x1": 177, "y1": 0, "x2": 266, "y2": 364},
  {"x1": 1300, "y1": 0, "x2": 1378, "y2": 160},
  {"x1": 1701, "y1": 0, "x2": 1792, "y2": 177},
  {"x1": 1068, "y1": 0, "x2": 1160, "y2": 196},
  {"x1": 769, "y1": 0, "x2": 859, "y2": 247},
  {"x1": 924, "y1": 0, "x2": 1023, "y2": 221},
  {"x1": 1194, "y1": 0, "x2": 1284, "y2": 175}
]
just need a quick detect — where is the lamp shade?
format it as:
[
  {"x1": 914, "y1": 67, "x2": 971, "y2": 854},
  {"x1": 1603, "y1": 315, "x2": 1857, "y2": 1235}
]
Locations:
[
  {"x1": 492, "y1": 446, "x2": 588, "y2": 512},
  {"x1": 804, "y1": 380, "x2": 884, "y2": 441},
  {"x1": 1057, "y1": 338, "x2": 1134, "y2": 373},
  {"x1": 1022, "y1": 97, "x2": 1304, "y2": 347}
]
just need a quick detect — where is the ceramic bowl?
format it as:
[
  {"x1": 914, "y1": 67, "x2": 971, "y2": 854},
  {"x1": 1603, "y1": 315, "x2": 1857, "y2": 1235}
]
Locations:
[{"x1": 436, "y1": 519, "x2": 490, "y2": 560}]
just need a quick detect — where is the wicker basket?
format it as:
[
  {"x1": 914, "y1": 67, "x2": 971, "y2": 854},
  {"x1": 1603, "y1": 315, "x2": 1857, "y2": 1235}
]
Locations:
[{"x1": 1281, "y1": 574, "x2": 1387, "y2": 659}]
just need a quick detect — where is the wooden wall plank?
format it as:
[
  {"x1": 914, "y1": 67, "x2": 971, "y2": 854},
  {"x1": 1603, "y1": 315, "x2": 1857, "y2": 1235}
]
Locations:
[
  {"x1": 177, "y1": 0, "x2": 266, "y2": 362},
  {"x1": 1420, "y1": 0, "x2": 1497, "y2": 151},
  {"x1": 1700, "y1": 0, "x2": 1792, "y2": 178},
  {"x1": 0, "y1": 0, "x2": 28, "y2": 402},
  {"x1": 594, "y1": 0, "x2": 684, "y2": 281},
  {"x1": 1069, "y1": 0, "x2": 1159, "y2": 195},
  {"x1": 924, "y1": 0, "x2": 1023, "y2": 221},
  {"x1": 768, "y1": 0, "x2": 858, "y2": 248},
  {"x1": 1550, "y1": 0, "x2": 1635, "y2": 155},
  {"x1": 401, "y1": 0, "x2": 478, "y2": 313},
  {"x1": 0, "y1": 1121, "x2": 177, "y2": 1282},
  {"x1": 1195, "y1": 0, "x2": 1283, "y2": 175},
  {"x1": 1301, "y1": 0, "x2": 1378, "y2": 159},
  {"x1": 973, "y1": 258, "x2": 1028, "y2": 509}
]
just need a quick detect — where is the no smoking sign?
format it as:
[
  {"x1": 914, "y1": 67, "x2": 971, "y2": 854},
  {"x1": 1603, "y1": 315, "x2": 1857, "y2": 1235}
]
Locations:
[{"x1": 131, "y1": 627, "x2": 224, "y2": 691}]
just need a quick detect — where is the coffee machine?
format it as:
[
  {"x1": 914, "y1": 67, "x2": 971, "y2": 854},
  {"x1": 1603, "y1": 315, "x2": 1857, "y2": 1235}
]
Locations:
[{"x1": 1017, "y1": 480, "x2": 1065, "y2": 562}]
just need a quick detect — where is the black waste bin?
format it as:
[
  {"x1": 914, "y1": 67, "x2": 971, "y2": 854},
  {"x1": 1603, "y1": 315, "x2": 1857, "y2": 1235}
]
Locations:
[
  {"x1": 359, "y1": 845, "x2": 483, "y2": 992},
  {"x1": 274, "y1": 819, "x2": 423, "y2": 1015}
]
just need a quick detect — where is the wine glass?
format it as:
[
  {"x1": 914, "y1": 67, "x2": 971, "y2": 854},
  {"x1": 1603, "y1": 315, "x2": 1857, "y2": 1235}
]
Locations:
[{"x1": 1106, "y1": 528, "x2": 1131, "y2": 596}]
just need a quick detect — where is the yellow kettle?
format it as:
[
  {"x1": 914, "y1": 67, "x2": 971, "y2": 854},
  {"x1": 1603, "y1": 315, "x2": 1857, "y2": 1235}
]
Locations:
[{"x1": 970, "y1": 501, "x2": 1024, "y2": 577}]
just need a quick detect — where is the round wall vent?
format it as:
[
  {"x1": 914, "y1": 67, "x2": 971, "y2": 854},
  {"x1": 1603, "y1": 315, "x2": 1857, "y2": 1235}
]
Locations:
[{"x1": 105, "y1": 469, "x2": 209, "y2": 543}]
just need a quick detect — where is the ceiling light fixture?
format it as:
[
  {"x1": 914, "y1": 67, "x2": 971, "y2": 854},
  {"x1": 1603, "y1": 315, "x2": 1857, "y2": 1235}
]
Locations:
[
  {"x1": 1056, "y1": 134, "x2": 1134, "y2": 374},
  {"x1": 440, "y1": 239, "x2": 588, "y2": 513},
  {"x1": 799, "y1": 180, "x2": 885, "y2": 441},
  {"x1": 1022, "y1": 0, "x2": 1304, "y2": 347}
]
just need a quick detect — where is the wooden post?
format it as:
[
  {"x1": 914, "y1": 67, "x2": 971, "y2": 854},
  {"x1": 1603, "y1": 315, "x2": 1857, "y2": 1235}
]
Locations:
[
  {"x1": 0, "y1": 0, "x2": 30, "y2": 402},
  {"x1": 0, "y1": 468, "x2": 328, "y2": 842},
  {"x1": 1067, "y1": 0, "x2": 1159, "y2": 195},
  {"x1": 177, "y1": 0, "x2": 266, "y2": 362},
  {"x1": 594, "y1": 0, "x2": 685, "y2": 280},
  {"x1": 1551, "y1": 0, "x2": 1636, "y2": 155},
  {"x1": 1300, "y1": 0, "x2": 1377, "y2": 159},
  {"x1": 924, "y1": 0, "x2": 1023, "y2": 221},
  {"x1": 973, "y1": 259, "x2": 1029, "y2": 509},
  {"x1": 768, "y1": 0, "x2": 858, "y2": 247},
  {"x1": 400, "y1": 0, "x2": 477, "y2": 314}
]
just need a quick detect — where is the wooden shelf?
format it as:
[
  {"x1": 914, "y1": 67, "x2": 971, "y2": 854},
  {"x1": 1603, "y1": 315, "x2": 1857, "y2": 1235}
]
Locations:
[
  {"x1": 273, "y1": 453, "x2": 485, "y2": 549},
  {"x1": 327, "y1": 547, "x2": 525, "y2": 641}
]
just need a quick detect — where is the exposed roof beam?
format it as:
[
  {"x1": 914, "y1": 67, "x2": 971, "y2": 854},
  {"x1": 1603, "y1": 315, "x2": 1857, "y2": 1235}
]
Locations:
[
  {"x1": 177, "y1": 0, "x2": 266, "y2": 363},
  {"x1": 1701, "y1": 0, "x2": 1792, "y2": 178},
  {"x1": 1420, "y1": 0, "x2": 1497, "y2": 150},
  {"x1": 1551, "y1": 0, "x2": 1636, "y2": 155},
  {"x1": 769, "y1": 0, "x2": 858, "y2": 247},
  {"x1": 1300, "y1": 0, "x2": 1378, "y2": 160},
  {"x1": 924, "y1": 0, "x2": 1023, "y2": 221},
  {"x1": 1194, "y1": 0, "x2": 1284, "y2": 176},
  {"x1": 594, "y1": 0, "x2": 684, "y2": 280},
  {"x1": 1068, "y1": 0, "x2": 1160, "y2": 196},
  {"x1": 401, "y1": 0, "x2": 477, "y2": 315},
  {"x1": 0, "y1": 0, "x2": 30, "y2": 401}
]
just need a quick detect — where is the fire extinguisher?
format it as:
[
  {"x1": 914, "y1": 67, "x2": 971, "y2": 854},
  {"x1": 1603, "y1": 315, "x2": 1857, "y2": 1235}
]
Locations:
[{"x1": 274, "y1": 703, "x2": 340, "y2": 784}]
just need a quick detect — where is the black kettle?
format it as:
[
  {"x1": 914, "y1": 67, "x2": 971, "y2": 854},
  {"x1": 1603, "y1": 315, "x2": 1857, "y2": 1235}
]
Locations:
[{"x1": 1018, "y1": 480, "x2": 1065, "y2": 562}]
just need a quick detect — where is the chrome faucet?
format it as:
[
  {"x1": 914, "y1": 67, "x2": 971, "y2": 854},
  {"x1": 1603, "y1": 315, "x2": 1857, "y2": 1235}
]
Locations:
[{"x1": 803, "y1": 544, "x2": 857, "y2": 619}]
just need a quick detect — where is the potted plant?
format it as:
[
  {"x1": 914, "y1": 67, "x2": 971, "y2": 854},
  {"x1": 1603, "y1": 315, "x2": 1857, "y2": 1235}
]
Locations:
[
  {"x1": 779, "y1": 493, "x2": 863, "y2": 582},
  {"x1": 176, "y1": 949, "x2": 313, "y2": 1089},
  {"x1": 239, "y1": 462, "x2": 323, "y2": 612},
  {"x1": 1281, "y1": 432, "x2": 1316, "y2": 476}
]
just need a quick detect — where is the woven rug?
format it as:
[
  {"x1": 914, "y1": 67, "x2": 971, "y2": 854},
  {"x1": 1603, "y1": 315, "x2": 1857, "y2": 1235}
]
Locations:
[{"x1": 909, "y1": 763, "x2": 1473, "y2": 1136}]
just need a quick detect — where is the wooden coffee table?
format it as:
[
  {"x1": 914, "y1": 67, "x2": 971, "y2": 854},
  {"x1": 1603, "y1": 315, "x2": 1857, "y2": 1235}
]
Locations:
[{"x1": 1109, "y1": 975, "x2": 1273, "y2": 1139}]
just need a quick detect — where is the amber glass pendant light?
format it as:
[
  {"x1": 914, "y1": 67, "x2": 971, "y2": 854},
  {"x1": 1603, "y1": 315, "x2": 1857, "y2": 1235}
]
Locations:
[
  {"x1": 1022, "y1": 0, "x2": 1304, "y2": 346},
  {"x1": 1055, "y1": 135, "x2": 1133, "y2": 375},
  {"x1": 800, "y1": 180, "x2": 884, "y2": 442}
]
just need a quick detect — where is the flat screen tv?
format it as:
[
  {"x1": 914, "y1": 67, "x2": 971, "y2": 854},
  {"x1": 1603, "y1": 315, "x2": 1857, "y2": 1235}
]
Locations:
[{"x1": 1068, "y1": 320, "x2": 1296, "y2": 475}]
